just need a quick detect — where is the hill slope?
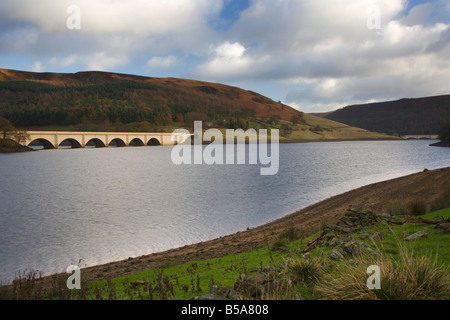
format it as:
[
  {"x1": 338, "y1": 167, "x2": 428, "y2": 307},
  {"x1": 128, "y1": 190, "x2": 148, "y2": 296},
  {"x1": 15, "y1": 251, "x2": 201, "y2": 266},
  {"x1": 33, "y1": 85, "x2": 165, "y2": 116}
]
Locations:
[
  {"x1": 0, "y1": 68, "x2": 300, "y2": 127},
  {"x1": 325, "y1": 95, "x2": 450, "y2": 135},
  {"x1": 0, "y1": 68, "x2": 392, "y2": 140}
]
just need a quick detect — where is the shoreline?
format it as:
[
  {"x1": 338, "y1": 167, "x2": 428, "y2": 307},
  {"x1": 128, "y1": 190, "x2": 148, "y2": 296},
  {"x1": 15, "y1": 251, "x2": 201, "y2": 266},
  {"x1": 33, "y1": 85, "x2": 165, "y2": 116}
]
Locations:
[
  {"x1": 199, "y1": 136, "x2": 402, "y2": 145},
  {"x1": 70, "y1": 166, "x2": 450, "y2": 283},
  {"x1": 430, "y1": 141, "x2": 450, "y2": 147}
]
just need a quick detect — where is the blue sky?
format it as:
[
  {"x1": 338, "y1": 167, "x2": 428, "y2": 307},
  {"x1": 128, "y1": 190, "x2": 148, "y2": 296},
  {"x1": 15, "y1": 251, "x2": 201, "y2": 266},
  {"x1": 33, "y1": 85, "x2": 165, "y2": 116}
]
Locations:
[{"x1": 0, "y1": 0, "x2": 449, "y2": 112}]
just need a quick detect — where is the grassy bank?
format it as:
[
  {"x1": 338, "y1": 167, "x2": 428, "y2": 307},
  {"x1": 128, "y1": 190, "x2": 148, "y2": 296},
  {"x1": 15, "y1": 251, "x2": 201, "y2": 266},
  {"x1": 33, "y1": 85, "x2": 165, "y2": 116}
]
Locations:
[{"x1": 3, "y1": 205, "x2": 448, "y2": 300}]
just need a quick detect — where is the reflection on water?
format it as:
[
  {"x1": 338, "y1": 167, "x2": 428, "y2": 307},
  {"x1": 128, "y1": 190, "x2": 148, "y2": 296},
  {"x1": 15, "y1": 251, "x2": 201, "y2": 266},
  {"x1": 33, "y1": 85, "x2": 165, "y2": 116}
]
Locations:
[{"x1": 0, "y1": 140, "x2": 449, "y2": 281}]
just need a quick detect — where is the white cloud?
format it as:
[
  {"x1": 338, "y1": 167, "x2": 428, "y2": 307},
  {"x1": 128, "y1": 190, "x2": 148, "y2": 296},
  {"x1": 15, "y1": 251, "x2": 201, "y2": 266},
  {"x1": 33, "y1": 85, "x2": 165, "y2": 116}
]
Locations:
[
  {"x1": 213, "y1": 0, "x2": 450, "y2": 110},
  {"x1": 146, "y1": 55, "x2": 180, "y2": 69},
  {"x1": 194, "y1": 41, "x2": 271, "y2": 80},
  {"x1": 0, "y1": 0, "x2": 222, "y2": 35},
  {"x1": 48, "y1": 55, "x2": 78, "y2": 68},
  {"x1": 1, "y1": 0, "x2": 449, "y2": 112},
  {"x1": 85, "y1": 52, "x2": 129, "y2": 71},
  {"x1": 32, "y1": 61, "x2": 44, "y2": 72}
]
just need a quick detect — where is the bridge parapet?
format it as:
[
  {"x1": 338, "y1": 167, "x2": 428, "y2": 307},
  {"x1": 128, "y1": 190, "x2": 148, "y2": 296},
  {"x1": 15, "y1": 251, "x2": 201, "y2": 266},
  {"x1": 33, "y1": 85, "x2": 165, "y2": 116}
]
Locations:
[{"x1": 401, "y1": 135, "x2": 439, "y2": 140}]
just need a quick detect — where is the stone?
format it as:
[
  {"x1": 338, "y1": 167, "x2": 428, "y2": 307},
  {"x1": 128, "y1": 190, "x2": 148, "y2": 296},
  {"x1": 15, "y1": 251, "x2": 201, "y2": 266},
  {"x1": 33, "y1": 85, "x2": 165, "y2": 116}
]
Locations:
[
  {"x1": 322, "y1": 233, "x2": 336, "y2": 242},
  {"x1": 404, "y1": 230, "x2": 428, "y2": 241},
  {"x1": 327, "y1": 225, "x2": 352, "y2": 234},
  {"x1": 330, "y1": 247, "x2": 345, "y2": 260},
  {"x1": 209, "y1": 285, "x2": 241, "y2": 300},
  {"x1": 189, "y1": 293, "x2": 230, "y2": 300},
  {"x1": 359, "y1": 242, "x2": 379, "y2": 257},
  {"x1": 434, "y1": 223, "x2": 450, "y2": 233},
  {"x1": 343, "y1": 241, "x2": 362, "y2": 256}
]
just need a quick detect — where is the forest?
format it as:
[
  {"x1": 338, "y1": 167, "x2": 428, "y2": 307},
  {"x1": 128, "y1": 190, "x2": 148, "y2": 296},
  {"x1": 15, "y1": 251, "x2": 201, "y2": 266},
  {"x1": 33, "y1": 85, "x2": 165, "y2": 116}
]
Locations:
[{"x1": 0, "y1": 80, "x2": 256, "y2": 130}]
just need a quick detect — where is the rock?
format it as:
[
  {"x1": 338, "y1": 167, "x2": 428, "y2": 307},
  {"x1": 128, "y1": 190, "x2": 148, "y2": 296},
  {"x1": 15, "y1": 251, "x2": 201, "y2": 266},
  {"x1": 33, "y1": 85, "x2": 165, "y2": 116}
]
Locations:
[
  {"x1": 330, "y1": 247, "x2": 345, "y2": 260},
  {"x1": 189, "y1": 293, "x2": 230, "y2": 300},
  {"x1": 322, "y1": 232, "x2": 336, "y2": 244},
  {"x1": 343, "y1": 241, "x2": 362, "y2": 256},
  {"x1": 404, "y1": 230, "x2": 428, "y2": 241},
  {"x1": 262, "y1": 266, "x2": 279, "y2": 274},
  {"x1": 434, "y1": 223, "x2": 450, "y2": 233},
  {"x1": 328, "y1": 235, "x2": 350, "y2": 248},
  {"x1": 209, "y1": 285, "x2": 241, "y2": 300},
  {"x1": 360, "y1": 242, "x2": 379, "y2": 257},
  {"x1": 326, "y1": 225, "x2": 352, "y2": 234},
  {"x1": 190, "y1": 285, "x2": 242, "y2": 300}
]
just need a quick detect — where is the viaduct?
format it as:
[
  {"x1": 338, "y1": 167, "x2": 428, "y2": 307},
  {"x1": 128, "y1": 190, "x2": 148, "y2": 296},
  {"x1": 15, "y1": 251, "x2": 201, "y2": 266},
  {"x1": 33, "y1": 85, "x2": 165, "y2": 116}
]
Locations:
[{"x1": 20, "y1": 131, "x2": 192, "y2": 149}]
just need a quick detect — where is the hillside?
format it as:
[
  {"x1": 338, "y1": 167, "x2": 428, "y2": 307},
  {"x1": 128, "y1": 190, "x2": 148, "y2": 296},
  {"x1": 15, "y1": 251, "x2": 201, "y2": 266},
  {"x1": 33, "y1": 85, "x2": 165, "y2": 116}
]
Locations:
[
  {"x1": 324, "y1": 95, "x2": 450, "y2": 136},
  {"x1": 0, "y1": 68, "x2": 300, "y2": 127},
  {"x1": 0, "y1": 68, "x2": 392, "y2": 140}
]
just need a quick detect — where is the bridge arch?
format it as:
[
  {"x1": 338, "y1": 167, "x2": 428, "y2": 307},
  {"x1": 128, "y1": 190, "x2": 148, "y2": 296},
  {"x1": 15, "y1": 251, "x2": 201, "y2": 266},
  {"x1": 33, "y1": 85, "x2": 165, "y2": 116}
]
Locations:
[
  {"x1": 85, "y1": 138, "x2": 106, "y2": 148},
  {"x1": 109, "y1": 138, "x2": 126, "y2": 147},
  {"x1": 129, "y1": 138, "x2": 145, "y2": 147},
  {"x1": 147, "y1": 138, "x2": 161, "y2": 146},
  {"x1": 28, "y1": 138, "x2": 55, "y2": 150},
  {"x1": 59, "y1": 138, "x2": 82, "y2": 149}
]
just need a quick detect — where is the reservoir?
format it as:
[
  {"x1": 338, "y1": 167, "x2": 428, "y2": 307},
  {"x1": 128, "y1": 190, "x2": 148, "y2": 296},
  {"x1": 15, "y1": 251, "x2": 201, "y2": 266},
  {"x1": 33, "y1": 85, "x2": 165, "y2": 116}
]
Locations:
[{"x1": 0, "y1": 140, "x2": 449, "y2": 282}]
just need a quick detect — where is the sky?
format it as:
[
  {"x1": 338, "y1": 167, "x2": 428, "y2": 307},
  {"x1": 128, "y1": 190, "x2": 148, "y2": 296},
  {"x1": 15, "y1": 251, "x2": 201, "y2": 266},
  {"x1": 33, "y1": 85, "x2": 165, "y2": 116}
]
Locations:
[{"x1": 0, "y1": 0, "x2": 449, "y2": 112}]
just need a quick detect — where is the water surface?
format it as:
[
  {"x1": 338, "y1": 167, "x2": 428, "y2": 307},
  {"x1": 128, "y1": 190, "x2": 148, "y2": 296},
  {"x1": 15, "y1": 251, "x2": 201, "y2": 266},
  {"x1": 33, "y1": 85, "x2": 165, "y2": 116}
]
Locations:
[{"x1": 0, "y1": 140, "x2": 448, "y2": 281}]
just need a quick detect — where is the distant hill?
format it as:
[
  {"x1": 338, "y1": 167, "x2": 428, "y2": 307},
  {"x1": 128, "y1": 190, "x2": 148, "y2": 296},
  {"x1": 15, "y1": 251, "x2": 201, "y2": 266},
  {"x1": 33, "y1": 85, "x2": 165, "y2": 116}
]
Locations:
[{"x1": 324, "y1": 95, "x2": 450, "y2": 136}]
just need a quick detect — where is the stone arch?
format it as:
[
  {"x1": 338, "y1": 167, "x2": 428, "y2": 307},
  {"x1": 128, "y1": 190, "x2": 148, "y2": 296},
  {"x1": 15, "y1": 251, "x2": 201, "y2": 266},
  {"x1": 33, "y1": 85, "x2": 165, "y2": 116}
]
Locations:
[
  {"x1": 59, "y1": 138, "x2": 83, "y2": 149},
  {"x1": 85, "y1": 138, "x2": 106, "y2": 148},
  {"x1": 28, "y1": 138, "x2": 55, "y2": 150},
  {"x1": 109, "y1": 138, "x2": 126, "y2": 147},
  {"x1": 129, "y1": 138, "x2": 145, "y2": 147},
  {"x1": 147, "y1": 138, "x2": 161, "y2": 146}
]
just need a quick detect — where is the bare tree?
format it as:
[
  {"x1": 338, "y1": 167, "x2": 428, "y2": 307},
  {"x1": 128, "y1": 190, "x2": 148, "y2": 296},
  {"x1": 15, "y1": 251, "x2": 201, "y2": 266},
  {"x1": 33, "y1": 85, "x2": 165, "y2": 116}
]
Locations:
[{"x1": 14, "y1": 130, "x2": 30, "y2": 145}]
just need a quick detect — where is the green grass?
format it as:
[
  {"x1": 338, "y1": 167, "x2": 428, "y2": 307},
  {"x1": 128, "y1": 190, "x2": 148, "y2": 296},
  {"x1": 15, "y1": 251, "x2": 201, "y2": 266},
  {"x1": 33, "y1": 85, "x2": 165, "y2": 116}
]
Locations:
[
  {"x1": 85, "y1": 245, "x2": 289, "y2": 300},
  {"x1": 3, "y1": 208, "x2": 448, "y2": 300},
  {"x1": 77, "y1": 207, "x2": 450, "y2": 300}
]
